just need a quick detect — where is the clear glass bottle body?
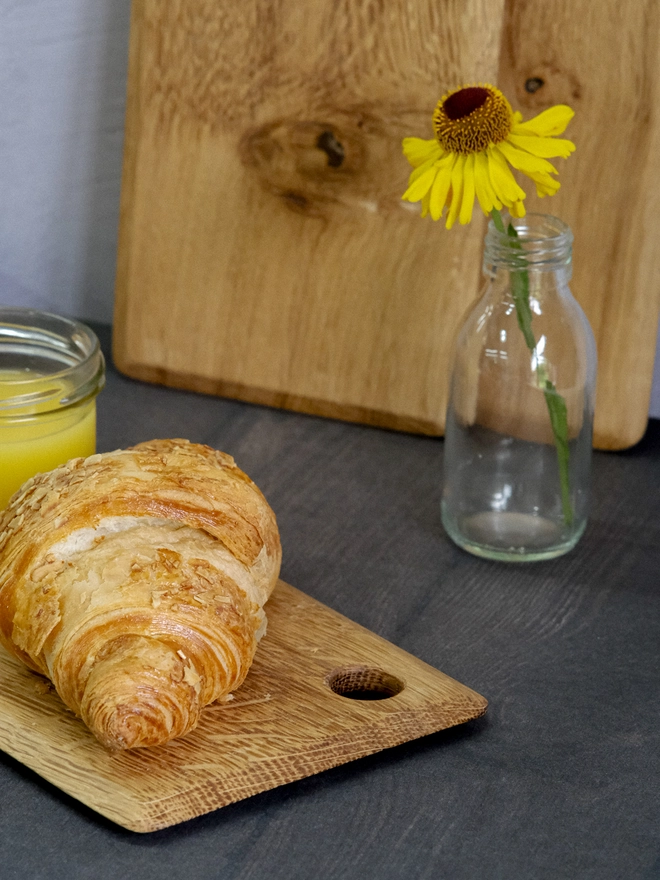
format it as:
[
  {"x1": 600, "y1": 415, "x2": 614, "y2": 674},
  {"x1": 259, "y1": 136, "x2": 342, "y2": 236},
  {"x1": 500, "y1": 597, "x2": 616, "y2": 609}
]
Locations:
[{"x1": 441, "y1": 214, "x2": 597, "y2": 561}]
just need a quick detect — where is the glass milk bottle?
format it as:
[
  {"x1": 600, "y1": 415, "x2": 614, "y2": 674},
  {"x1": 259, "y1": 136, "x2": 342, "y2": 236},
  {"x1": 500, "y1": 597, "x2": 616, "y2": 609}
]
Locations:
[{"x1": 441, "y1": 214, "x2": 597, "y2": 561}]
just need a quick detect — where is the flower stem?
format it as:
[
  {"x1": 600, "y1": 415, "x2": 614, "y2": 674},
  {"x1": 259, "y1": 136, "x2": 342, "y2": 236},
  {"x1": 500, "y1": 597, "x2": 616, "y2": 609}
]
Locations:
[{"x1": 490, "y1": 209, "x2": 573, "y2": 526}]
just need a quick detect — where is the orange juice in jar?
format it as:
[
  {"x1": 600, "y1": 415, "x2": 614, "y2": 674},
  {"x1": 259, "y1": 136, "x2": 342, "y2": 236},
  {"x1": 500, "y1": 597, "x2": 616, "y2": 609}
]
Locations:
[{"x1": 0, "y1": 309, "x2": 105, "y2": 509}]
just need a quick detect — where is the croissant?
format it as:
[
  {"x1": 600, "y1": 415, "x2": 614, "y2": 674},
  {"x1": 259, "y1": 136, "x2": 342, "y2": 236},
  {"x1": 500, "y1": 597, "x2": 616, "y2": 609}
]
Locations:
[{"x1": 0, "y1": 439, "x2": 281, "y2": 750}]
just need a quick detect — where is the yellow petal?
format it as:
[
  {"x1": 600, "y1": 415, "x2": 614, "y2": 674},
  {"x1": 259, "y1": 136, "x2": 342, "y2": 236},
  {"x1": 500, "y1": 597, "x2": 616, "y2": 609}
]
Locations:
[
  {"x1": 473, "y1": 151, "x2": 494, "y2": 214},
  {"x1": 407, "y1": 153, "x2": 443, "y2": 186},
  {"x1": 420, "y1": 189, "x2": 432, "y2": 218},
  {"x1": 428, "y1": 156, "x2": 455, "y2": 221},
  {"x1": 487, "y1": 148, "x2": 527, "y2": 205},
  {"x1": 510, "y1": 200, "x2": 526, "y2": 218},
  {"x1": 495, "y1": 142, "x2": 560, "y2": 198},
  {"x1": 402, "y1": 137, "x2": 443, "y2": 167},
  {"x1": 446, "y1": 155, "x2": 466, "y2": 229},
  {"x1": 507, "y1": 133, "x2": 575, "y2": 159},
  {"x1": 534, "y1": 178, "x2": 561, "y2": 198},
  {"x1": 459, "y1": 153, "x2": 476, "y2": 225},
  {"x1": 513, "y1": 105, "x2": 575, "y2": 137},
  {"x1": 402, "y1": 165, "x2": 438, "y2": 202},
  {"x1": 498, "y1": 139, "x2": 558, "y2": 177},
  {"x1": 474, "y1": 151, "x2": 503, "y2": 215}
]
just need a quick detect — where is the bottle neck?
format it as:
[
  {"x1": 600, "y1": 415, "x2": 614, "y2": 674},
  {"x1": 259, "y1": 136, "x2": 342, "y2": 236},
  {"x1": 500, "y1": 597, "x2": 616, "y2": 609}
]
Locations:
[{"x1": 483, "y1": 213, "x2": 573, "y2": 282}]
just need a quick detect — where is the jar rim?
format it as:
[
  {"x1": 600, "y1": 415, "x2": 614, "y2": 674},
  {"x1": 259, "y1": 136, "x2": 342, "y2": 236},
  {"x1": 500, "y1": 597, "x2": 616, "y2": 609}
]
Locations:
[
  {"x1": 0, "y1": 308, "x2": 105, "y2": 417},
  {"x1": 484, "y1": 212, "x2": 573, "y2": 271}
]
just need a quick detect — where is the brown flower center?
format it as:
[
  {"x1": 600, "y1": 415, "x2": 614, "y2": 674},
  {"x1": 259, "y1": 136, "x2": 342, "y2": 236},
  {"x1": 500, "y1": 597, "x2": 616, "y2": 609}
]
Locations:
[
  {"x1": 433, "y1": 84, "x2": 513, "y2": 155},
  {"x1": 443, "y1": 87, "x2": 489, "y2": 120}
]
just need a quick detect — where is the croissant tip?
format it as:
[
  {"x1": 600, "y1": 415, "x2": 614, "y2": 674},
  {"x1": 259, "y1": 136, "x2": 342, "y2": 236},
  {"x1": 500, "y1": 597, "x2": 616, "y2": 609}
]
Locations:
[{"x1": 86, "y1": 701, "x2": 200, "y2": 751}]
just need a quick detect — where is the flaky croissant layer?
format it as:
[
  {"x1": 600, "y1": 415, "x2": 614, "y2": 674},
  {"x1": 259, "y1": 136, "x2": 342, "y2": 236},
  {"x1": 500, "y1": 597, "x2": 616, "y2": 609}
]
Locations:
[{"x1": 0, "y1": 439, "x2": 281, "y2": 750}]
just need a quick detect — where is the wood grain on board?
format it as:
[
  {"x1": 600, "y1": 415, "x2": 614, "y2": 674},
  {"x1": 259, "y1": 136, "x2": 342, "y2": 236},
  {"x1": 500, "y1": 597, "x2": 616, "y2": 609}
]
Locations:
[
  {"x1": 113, "y1": 0, "x2": 660, "y2": 449},
  {"x1": 0, "y1": 581, "x2": 487, "y2": 833},
  {"x1": 497, "y1": 0, "x2": 660, "y2": 449},
  {"x1": 113, "y1": 0, "x2": 504, "y2": 435}
]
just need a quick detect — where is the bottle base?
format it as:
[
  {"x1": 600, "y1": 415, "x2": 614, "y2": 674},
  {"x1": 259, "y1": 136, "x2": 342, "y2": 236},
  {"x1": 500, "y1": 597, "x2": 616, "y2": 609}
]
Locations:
[{"x1": 441, "y1": 508, "x2": 586, "y2": 562}]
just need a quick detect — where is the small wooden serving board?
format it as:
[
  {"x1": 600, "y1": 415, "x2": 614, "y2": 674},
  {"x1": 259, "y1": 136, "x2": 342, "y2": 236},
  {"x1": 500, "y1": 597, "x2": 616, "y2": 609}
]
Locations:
[{"x1": 0, "y1": 581, "x2": 487, "y2": 833}]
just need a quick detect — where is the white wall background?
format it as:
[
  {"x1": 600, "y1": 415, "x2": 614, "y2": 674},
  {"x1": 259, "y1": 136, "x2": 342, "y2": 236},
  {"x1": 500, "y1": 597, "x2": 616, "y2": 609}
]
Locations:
[
  {"x1": 0, "y1": 0, "x2": 130, "y2": 324},
  {"x1": 2, "y1": 0, "x2": 660, "y2": 419}
]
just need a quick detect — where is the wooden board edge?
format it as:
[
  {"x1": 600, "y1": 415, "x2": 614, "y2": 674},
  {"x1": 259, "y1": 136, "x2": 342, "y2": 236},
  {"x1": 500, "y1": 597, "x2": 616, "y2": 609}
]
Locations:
[
  {"x1": 111, "y1": 346, "x2": 656, "y2": 451},
  {"x1": 593, "y1": 414, "x2": 650, "y2": 451},
  {"x1": 109, "y1": 354, "x2": 445, "y2": 437},
  {"x1": 0, "y1": 667, "x2": 487, "y2": 834},
  {"x1": 110, "y1": 698, "x2": 488, "y2": 833},
  {"x1": 112, "y1": 0, "x2": 148, "y2": 373}
]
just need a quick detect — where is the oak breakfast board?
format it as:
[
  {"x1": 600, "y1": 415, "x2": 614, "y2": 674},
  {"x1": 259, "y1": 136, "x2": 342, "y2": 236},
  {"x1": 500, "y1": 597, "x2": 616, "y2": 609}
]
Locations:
[
  {"x1": 113, "y1": 0, "x2": 660, "y2": 450},
  {"x1": 0, "y1": 580, "x2": 487, "y2": 833}
]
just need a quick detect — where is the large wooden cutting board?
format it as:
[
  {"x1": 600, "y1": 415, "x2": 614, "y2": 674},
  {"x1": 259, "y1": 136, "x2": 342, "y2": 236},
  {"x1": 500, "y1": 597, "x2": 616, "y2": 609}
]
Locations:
[
  {"x1": 113, "y1": 0, "x2": 660, "y2": 449},
  {"x1": 0, "y1": 581, "x2": 487, "y2": 833}
]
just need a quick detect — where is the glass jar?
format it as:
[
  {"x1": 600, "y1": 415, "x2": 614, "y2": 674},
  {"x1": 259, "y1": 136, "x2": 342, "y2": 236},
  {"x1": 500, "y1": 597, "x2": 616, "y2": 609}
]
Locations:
[
  {"x1": 0, "y1": 308, "x2": 106, "y2": 508},
  {"x1": 441, "y1": 214, "x2": 597, "y2": 561}
]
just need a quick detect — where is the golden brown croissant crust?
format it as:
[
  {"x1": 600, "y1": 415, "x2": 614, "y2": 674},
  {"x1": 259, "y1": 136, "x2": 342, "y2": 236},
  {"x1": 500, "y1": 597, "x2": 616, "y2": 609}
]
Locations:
[{"x1": 0, "y1": 439, "x2": 281, "y2": 750}]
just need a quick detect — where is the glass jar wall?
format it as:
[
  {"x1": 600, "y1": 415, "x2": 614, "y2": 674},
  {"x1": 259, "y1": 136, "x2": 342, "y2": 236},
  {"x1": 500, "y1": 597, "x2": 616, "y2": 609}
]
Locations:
[{"x1": 0, "y1": 309, "x2": 105, "y2": 508}]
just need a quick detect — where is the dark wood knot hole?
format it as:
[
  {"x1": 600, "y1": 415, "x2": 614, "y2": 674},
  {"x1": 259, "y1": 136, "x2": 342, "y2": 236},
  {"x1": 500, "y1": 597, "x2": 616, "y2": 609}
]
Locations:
[
  {"x1": 316, "y1": 130, "x2": 345, "y2": 167},
  {"x1": 525, "y1": 77, "x2": 545, "y2": 94},
  {"x1": 325, "y1": 666, "x2": 405, "y2": 701}
]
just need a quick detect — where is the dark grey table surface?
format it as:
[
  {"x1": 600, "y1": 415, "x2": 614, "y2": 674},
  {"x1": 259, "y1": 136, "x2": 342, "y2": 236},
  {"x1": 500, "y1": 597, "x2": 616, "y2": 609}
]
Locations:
[{"x1": 1, "y1": 324, "x2": 659, "y2": 880}]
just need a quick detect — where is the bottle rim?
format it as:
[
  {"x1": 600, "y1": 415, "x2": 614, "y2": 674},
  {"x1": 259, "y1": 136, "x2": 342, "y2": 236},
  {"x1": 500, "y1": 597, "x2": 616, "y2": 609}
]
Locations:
[
  {"x1": 484, "y1": 213, "x2": 573, "y2": 271},
  {"x1": 0, "y1": 308, "x2": 106, "y2": 418}
]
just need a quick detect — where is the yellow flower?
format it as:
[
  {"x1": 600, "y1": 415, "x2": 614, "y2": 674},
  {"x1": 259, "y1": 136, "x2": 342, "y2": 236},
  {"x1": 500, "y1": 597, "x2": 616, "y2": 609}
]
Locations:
[{"x1": 402, "y1": 84, "x2": 575, "y2": 228}]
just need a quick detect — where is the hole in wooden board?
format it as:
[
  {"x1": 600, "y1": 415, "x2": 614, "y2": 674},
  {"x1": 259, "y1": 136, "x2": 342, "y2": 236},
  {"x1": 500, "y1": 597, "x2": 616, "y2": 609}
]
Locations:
[{"x1": 325, "y1": 666, "x2": 404, "y2": 701}]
